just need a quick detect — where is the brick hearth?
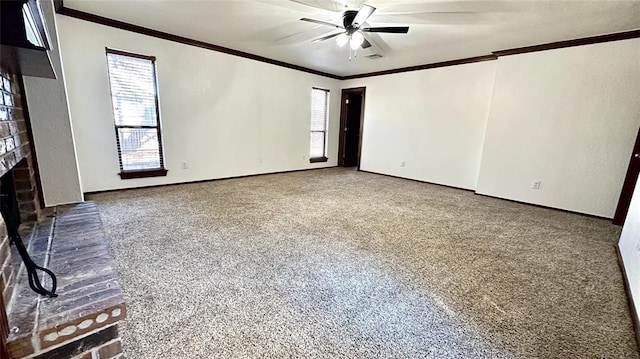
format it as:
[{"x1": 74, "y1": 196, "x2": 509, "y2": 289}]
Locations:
[{"x1": 6, "y1": 202, "x2": 126, "y2": 359}]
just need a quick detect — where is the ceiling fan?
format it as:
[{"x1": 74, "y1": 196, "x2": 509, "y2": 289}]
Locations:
[{"x1": 300, "y1": 4, "x2": 409, "y2": 51}]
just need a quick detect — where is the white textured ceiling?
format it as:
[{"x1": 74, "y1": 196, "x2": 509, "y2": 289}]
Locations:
[{"x1": 62, "y1": 0, "x2": 640, "y2": 77}]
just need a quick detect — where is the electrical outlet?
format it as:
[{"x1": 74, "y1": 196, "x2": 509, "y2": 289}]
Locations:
[
  {"x1": 182, "y1": 161, "x2": 187, "y2": 169},
  {"x1": 302, "y1": 154, "x2": 306, "y2": 160},
  {"x1": 400, "y1": 161, "x2": 406, "y2": 167},
  {"x1": 532, "y1": 181, "x2": 541, "y2": 189},
  {"x1": 258, "y1": 157, "x2": 263, "y2": 164}
]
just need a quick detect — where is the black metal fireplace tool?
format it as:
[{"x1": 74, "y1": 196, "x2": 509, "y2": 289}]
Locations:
[{"x1": 0, "y1": 173, "x2": 57, "y2": 297}]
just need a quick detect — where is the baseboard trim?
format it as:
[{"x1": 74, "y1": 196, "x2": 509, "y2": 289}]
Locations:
[
  {"x1": 616, "y1": 246, "x2": 640, "y2": 351},
  {"x1": 87, "y1": 166, "x2": 614, "y2": 222},
  {"x1": 357, "y1": 170, "x2": 475, "y2": 193},
  {"x1": 357, "y1": 170, "x2": 612, "y2": 221},
  {"x1": 474, "y1": 193, "x2": 611, "y2": 222},
  {"x1": 84, "y1": 166, "x2": 338, "y2": 196}
]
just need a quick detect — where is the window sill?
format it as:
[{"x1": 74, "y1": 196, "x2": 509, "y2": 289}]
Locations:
[
  {"x1": 119, "y1": 168, "x2": 168, "y2": 179},
  {"x1": 309, "y1": 157, "x2": 328, "y2": 163}
]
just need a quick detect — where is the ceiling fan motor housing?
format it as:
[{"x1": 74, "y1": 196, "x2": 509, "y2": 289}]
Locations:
[
  {"x1": 342, "y1": 10, "x2": 359, "y2": 32},
  {"x1": 301, "y1": 4, "x2": 408, "y2": 50}
]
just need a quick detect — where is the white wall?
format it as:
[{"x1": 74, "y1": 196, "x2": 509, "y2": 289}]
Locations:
[
  {"x1": 22, "y1": 0, "x2": 83, "y2": 206},
  {"x1": 619, "y1": 175, "x2": 640, "y2": 341},
  {"x1": 53, "y1": 13, "x2": 640, "y2": 217},
  {"x1": 343, "y1": 61, "x2": 497, "y2": 190},
  {"x1": 342, "y1": 38, "x2": 639, "y2": 217},
  {"x1": 56, "y1": 16, "x2": 341, "y2": 193},
  {"x1": 476, "y1": 38, "x2": 640, "y2": 217}
]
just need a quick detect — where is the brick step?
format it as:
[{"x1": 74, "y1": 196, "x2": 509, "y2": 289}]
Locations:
[{"x1": 5, "y1": 201, "x2": 126, "y2": 359}]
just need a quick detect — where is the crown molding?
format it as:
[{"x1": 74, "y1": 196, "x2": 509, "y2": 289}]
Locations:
[
  {"x1": 493, "y1": 29, "x2": 640, "y2": 57},
  {"x1": 53, "y1": 0, "x2": 63, "y2": 12},
  {"x1": 56, "y1": 5, "x2": 342, "y2": 80},
  {"x1": 342, "y1": 55, "x2": 498, "y2": 80},
  {"x1": 55, "y1": 2, "x2": 640, "y2": 81}
]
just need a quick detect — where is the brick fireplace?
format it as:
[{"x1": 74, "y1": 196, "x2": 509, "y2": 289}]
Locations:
[
  {"x1": 0, "y1": 66, "x2": 43, "y2": 353},
  {"x1": 1, "y1": 0, "x2": 127, "y2": 356},
  {"x1": 0, "y1": 66, "x2": 127, "y2": 359}
]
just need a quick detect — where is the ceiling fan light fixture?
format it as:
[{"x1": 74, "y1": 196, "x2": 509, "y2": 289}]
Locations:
[
  {"x1": 336, "y1": 33, "x2": 349, "y2": 47},
  {"x1": 350, "y1": 31, "x2": 364, "y2": 50}
]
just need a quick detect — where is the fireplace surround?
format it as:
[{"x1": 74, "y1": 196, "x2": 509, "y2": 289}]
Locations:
[
  {"x1": 1, "y1": 1, "x2": 127, "y2": 356},
  {"x1": 0, "y1": 67, "x2": 44, "y2": 348},
  {"x1": 0, "y1": 63, "x2": 127, "y2": 359}
]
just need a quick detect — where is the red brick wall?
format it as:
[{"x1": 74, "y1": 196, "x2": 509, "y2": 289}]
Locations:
[
  {"x1": 13, "y1": 156, "x2": 42, "y2": 223},
  {"x1": 0, "y1": 66, "x2": 42, "y2": 358}
]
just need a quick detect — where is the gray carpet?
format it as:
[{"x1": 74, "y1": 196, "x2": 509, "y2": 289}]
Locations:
[{"x1": 89, "y1": 168, "x2": 639, "y2": 358}]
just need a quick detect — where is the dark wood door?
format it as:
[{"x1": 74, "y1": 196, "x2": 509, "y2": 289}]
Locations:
[
  {"x1": 344, "y1": 93, "x2": 362, "y2": 167},
  {"x1": 338, "y1": 87, "x2": 366, "y2": 168},
  {"x1": 614, "y1": 126, "x2": 640, "y2": 225}
]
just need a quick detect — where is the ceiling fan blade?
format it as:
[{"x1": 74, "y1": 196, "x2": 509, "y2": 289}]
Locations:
[
  {"x1": 361, "y1": 38, "x2": 372, "y2": 49},
  {"x1": 312, "y1": 32, "x2": 344, "y2": 43},
  {"x1": 362, "y1": 26, "x2": 409, "y2": 34},
  {"x1": 271, "y1": 27, "x2": 332, "y2": 45},
  {"x1": 352, "y1": 4, "x2": 376, "y2": 28},
  {"x1": 365, "y1": 32, "x2": 390, "y2": 54},
  {"x1": 300, "y1": 18, "x2": 344, "y2": 29}
]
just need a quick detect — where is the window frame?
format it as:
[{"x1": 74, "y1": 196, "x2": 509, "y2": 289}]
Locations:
[
  {"x1": 310, "y1": 87, "x2": 329, "y2": 163},
  {"x1": 106, "y1": 48, "x2": 168, "y2": 179}
]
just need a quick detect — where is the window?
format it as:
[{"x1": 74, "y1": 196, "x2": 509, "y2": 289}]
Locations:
[
  {"x1": 22, "y1": 1, "x2": 46, "y2": 48},
  {"x1": 310, "y1": 88, "x2": 329, "y2": 163},
  {"x1": 106, "y1": 49, "x2": 167, "y2": 179}
]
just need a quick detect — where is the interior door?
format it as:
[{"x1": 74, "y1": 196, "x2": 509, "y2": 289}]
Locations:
[
  {"x1": 343, "y1": 93, "x2": 362, "y2": 167},
  {"x1": 338, "y1": 87, "x2": 366, "y2": 168},
  {"x1": 614, "y1": 126, "x2": 640, "y2": 225}
]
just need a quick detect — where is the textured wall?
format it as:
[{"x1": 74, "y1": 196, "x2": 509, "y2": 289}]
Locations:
[
  {"x1": 342, "y1": 38, "x2": 639, "y2": 217},
  {"x1": 342, "y1": 61, "x2": 497, "y2": 190},
  {"x1": 56, "y1": 15, "x2": 341, "y2": 193},
  {"x1": 476, "y1": 38, "x2": 640, "y2": 217},
  {"x1": 22, "y1": 0, "x2": 84, "y2": 206}
]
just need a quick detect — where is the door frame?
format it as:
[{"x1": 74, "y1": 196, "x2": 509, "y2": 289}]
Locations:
[
  {"x1": 614, "y1": 126, "x2": 640, "y2": 225},
  {"x1": 338, "y1": 87, "x2": 366, "y2": 169}
]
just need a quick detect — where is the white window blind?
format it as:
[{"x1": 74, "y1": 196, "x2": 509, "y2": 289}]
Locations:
[
  {"x1": 106, "y1": 50, "x2": 165, "y2": 174},
  {"x1": 310, "y1": 88, "x2": 329, "y2": 159}
]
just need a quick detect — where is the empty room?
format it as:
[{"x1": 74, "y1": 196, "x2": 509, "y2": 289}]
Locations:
[{"x1": 1, "y1": 0, "x2": 640, "y2": 358}]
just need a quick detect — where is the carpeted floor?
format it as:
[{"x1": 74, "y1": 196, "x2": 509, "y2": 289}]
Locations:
[{"x1": 89, "y1": 168, "x2": 639, "y2": 359}]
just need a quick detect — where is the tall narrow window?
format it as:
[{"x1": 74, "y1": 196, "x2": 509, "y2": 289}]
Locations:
[
  {"x1": 310, "y1": 87, "x2": 329, "y2": 163},
  {"x1": 106, "y1": 49, "x2": 167, "y2": 179}
]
